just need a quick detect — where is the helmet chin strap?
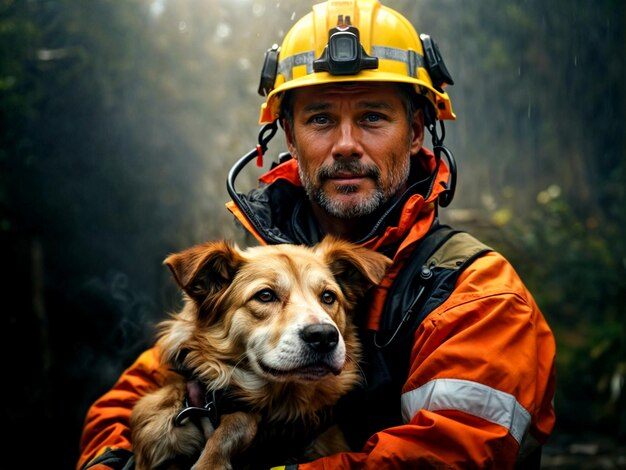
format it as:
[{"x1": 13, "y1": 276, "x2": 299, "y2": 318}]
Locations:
[
  {"x1": 227, "y1": 121, "x2": 279, "y2": 214},
  {"x1": 426, "y1": 115, "x2": 457, "y2": 208}
]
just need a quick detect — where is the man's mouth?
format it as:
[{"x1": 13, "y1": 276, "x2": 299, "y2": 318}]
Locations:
[
  {"x1": 329, "y1": 174, "x2": 366, "y2": 185},
  {"x1": 259, "y1": 360, "x2": 342, "y2": 380},
  {"x1": 319, "y1": 162, "x2": 379, "y2": 184}
]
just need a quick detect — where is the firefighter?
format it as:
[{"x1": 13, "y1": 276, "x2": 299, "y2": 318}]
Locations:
[{"x1": 77, "y1": 1, "x2": 556, "y2": 468}]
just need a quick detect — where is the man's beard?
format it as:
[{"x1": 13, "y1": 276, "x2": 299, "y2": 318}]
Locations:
[{"x1": 299, "y1": 157, "x2": 410, "y2": 219}]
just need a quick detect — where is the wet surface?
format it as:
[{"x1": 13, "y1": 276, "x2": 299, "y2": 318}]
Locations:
[{"x1": 542, "y1": 433, "x2": 626, "y2": 469}]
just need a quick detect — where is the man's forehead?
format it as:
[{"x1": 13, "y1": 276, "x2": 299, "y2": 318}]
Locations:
[
  {"x1": 293, "y1": 82, "x2": 401, "y2": 109},
  {"x1": 296, "y1": 81, "x2": 398, "y2": 95}
]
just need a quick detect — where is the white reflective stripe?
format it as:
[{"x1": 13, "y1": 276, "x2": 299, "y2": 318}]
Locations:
[
  {"x1": 278, "y1": 51, "x2": 316, "y2": 80},
  {"x1": 401, "y1": 378, "x2": 531, "y2": 445},
  {"x1": 371, "y1": 46, "x2": 425, "y2": 77}
]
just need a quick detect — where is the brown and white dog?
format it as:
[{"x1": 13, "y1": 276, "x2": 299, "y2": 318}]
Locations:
[{"x1": 130, "y1": 237, "x2": 391, "y2": 469}]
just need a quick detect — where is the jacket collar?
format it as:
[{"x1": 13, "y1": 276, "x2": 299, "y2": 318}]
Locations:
[{"x1": 225, "y1": 147, "x2": 449, "y2": 253}]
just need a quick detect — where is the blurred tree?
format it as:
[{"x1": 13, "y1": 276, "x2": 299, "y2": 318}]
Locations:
[
  {"x1": 1, "y1": 0, "x2": 229, "y2": 466},
  {"x1": 415, "y1": 0, "x2": 624, "y2": 220}
]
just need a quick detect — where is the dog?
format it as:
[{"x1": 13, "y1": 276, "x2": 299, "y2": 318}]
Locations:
[{"x1": 130, "y1": 236, "x2": 391, "y2": 469}]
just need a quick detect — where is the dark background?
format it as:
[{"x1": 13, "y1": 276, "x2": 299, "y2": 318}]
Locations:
[{"x1": 1, "y1": 0, "x2": 624, "y2": 468}]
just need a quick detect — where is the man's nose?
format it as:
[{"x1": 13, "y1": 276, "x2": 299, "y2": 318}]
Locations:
[{"x1": 332, "y1": 121, "x2": 363, "y2": 158}]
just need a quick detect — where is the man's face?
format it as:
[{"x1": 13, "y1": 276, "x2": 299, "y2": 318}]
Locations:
[{"x1": 285, "y1": 82, "x2": 424, "y2": 219}]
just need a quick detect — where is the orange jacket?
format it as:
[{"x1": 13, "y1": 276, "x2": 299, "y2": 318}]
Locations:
[{"x1": 77, "y1": 149, "x2": 556, "y2": 469}]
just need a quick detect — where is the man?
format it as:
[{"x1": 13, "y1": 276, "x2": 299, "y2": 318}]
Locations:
[{"x1": 77, "y1": 0, "x2": 556, "y2": 468}]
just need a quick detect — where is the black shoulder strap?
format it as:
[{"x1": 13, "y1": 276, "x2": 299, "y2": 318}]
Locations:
[
  {"x1": 375, "y1": 220, "x2": 492, "y2": 349},
  {"x1": 376, "y1": 221, "x2": 459, "y2": 342},
  {"x1": 417, "y1": 228, "x2": 493, "y2": 320}
]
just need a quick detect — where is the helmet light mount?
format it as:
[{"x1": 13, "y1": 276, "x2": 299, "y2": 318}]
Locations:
[{"x1": 313, "y1": 16, "x2": 378, "y2": 76}]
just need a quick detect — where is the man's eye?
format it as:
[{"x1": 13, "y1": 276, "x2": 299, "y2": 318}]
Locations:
[
  {"x1": 310, "y1": 115, "x2": 330, "y2": 125},
  {"x1": 320, "y1": 290, "x2": 336, "y2": 305},
  {"x1": 254, "y1": 289, "x2": 277, "y2": 303},
  {"x1": 363, "y1": 113, "x2": 382, "y2": 123}
]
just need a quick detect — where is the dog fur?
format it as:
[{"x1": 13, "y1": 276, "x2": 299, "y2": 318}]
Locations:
[{"x1": 130, "y1": 236, "x2": 391, "y2": 469}]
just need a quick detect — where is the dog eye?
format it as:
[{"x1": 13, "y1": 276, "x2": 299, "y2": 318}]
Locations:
[
  {"x1": 254, "y1": 289, "x2": 277, "y2": 303},
  {"x1": 320, "y1": 290, "x2": 336, "y2": 305}
]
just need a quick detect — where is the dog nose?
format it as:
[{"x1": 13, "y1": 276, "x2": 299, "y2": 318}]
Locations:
[{"x1": 300, "y1": 324, "x2": 339, "y2": 353}]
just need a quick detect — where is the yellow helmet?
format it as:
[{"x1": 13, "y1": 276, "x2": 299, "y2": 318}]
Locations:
[{"x1": 258, "y1": 0, "x2": 455, "y2": 124}]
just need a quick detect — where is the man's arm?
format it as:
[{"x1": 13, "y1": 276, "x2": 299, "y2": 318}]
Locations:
[{"x1": 77, "y1": 348, "x2": 165, "y2": 470}]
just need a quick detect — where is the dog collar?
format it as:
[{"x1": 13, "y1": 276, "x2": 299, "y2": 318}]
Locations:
[
  {"x1": 174, "y1": 378, "x2": 249, "y2": 430},
  {"x1": 174, "y1": 379, "x2": 222, "y2": 429}
]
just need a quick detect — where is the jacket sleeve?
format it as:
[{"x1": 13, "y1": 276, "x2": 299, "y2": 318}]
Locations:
[
  {"x1": 295, "y1": 252, "x2": 557, "y2": 469},
  {"x1": 76, "y1": 348, "x2": 166, "y2": 470}
]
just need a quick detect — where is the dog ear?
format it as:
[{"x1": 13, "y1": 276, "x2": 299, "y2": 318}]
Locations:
[
  {"x1": 164, "y1": 240, "x2": 244, "y2": 306},
  {"x1": 317, "y1": 236, "x2": 392, "y2": 303}
]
